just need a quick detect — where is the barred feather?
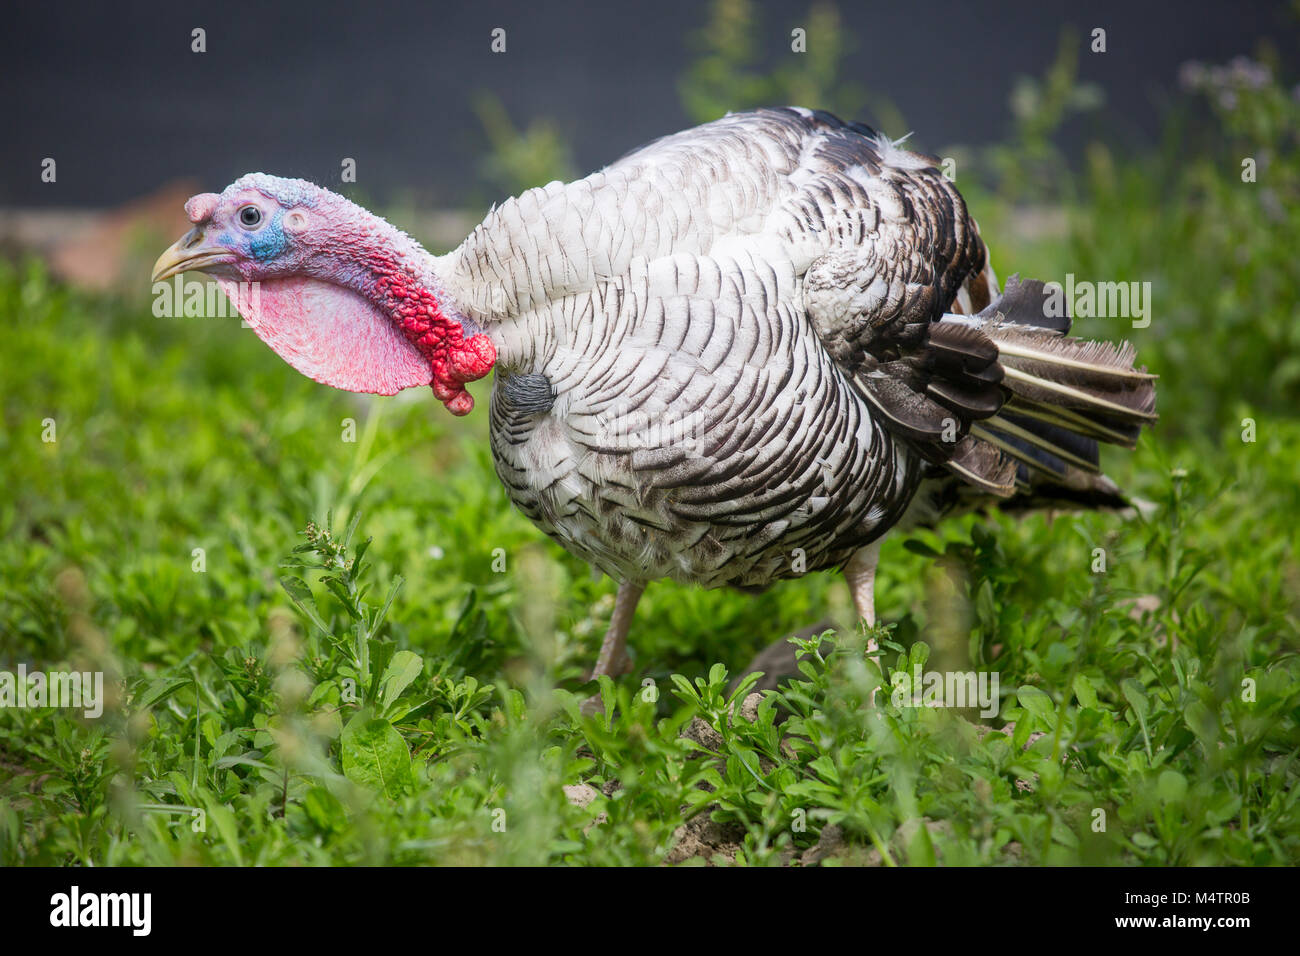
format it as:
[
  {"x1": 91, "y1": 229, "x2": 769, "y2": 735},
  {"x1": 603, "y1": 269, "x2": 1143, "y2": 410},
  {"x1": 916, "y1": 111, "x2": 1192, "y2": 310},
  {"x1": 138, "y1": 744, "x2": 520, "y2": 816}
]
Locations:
[{"x1": 922, "y1": 272, "x2": 1158, "y2": 506}]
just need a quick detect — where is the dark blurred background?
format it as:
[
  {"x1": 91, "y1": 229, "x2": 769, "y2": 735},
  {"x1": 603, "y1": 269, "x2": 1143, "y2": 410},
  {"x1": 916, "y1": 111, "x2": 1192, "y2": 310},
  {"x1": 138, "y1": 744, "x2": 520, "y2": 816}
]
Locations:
[
  {"x1": 3, "y1": 0, "x2": 1297, "y2": 207},
  {"x1": 3, "y1": 0, "x2": 1298, "y2": 431}
]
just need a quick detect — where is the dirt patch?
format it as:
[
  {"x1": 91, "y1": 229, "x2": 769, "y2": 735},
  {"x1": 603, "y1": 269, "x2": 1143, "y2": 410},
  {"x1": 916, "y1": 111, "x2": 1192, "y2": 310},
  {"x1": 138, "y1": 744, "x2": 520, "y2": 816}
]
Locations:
[
  {"x1": 563, "y1": 783, "x2": 609, "y2": 833},
  {"x1": 665, "y1": 813, "x2": 749, "y2": 865}
]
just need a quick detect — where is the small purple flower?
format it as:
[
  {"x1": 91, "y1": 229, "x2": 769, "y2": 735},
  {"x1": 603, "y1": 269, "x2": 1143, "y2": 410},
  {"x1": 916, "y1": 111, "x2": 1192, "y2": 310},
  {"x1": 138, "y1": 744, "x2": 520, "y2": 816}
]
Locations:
[
  {"x1": 1178, "y1": 60, "x2": 1206, "y2": 91},
  {"x1": 1228, "y1": 56, "x2": 1271, "y2": 89}
]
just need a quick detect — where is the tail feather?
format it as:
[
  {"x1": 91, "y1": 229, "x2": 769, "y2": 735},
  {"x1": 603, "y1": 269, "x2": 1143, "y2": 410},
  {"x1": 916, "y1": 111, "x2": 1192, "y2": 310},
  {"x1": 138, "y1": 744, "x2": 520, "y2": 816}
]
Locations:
[
  {"x1": 999, "y1": 397, "x2": 1144, "y2": 449},
  {"x1": 935, "y1": 273, "x2": 1157, "y2": 507},
  {"x1": 992, "y1": 333, "x2": 1155, "y2": 385},
  {"x1": 975, "y1": 273, "x2": 1069, "y2": 333},
  {"x1": 998, "y1": 364, "x2": 1157, "y2": 423},
  {"x1": 997, "y1": 411, "x2": 1101, "y2": 469},
  {"x1": 972, "y1": 416, "x2": 1099, "y2": 477},
  {"x1": 946, "y1": 435, "x2": 1018, "y2": 496}
]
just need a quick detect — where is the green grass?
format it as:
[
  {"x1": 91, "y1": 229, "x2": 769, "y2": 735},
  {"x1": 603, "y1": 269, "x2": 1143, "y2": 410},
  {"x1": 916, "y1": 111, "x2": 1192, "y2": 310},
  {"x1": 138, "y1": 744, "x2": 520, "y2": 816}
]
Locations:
[
  {"x1": 1, "y1": 248, "x2": 1297, "y2": 865},
  {"x1": 3, "y1": 52, "x2": 1299, "y2": 865}
]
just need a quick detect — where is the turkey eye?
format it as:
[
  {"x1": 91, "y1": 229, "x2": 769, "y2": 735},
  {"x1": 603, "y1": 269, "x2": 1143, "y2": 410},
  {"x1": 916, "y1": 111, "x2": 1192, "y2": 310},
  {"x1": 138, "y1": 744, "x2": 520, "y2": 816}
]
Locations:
[{"x1": 238, "y1": 206, "x2": 263, "y2": 228}]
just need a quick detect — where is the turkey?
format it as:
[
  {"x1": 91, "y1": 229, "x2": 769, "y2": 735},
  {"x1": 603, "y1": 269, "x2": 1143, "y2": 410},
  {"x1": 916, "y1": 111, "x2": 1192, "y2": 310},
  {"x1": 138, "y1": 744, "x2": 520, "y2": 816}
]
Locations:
[{"x1": 152, "y1": 107, "x2": 1157, "y2": 681}]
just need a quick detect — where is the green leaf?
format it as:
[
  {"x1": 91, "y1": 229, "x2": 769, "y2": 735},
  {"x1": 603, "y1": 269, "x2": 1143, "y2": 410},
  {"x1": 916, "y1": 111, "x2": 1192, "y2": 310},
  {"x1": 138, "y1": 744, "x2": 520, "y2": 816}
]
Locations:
[
  {"x1": 207, "y1": 731, "x2": 243, "y2": 765},
  {"x1": 1012, "y1": 716, "x2": 1033, "y2": 752},
  {"x1": 1121, "y1": 679, "x2": 1152, "y2": 758},
  {"x1": 1017, "y1": 686, "x2": 1056, "y2": 730},
  {"x1": 379, "y1": 650, "x2": 424, "y2": 712},
  {"x1": 199, "y1": 792, "x2": 244, "y2": 865},
  {"x1": 367, "y1": 575, "x2": 404, "y2": 642},
  {"x1": 367, "y1": 641, "x2": 396, "y2": 702},
  {"x1": 133, "y1": 677, "x2": 191, "y2": 712},
  {"x1": 213, "y1": 754, "x2": 276, "y2": 773},
  {"x1": 1156, "y1": 770, "x2": 1188, "y2": 804},
  {"x1": 341, "y1": 714, "x2": 414, "y2": 799},
  {"x1": 279, "y1": 576, "x2": 330, "y2": 635},
  {"x1": 708, "y1": 663, "x2": 729, "y2": 689},
  {"x1": 303, "y1": 787, "x2": 348, "y2": 833},
  {"x1": 279, "y1": 574, "x2": 314, "y2": 606},
  {"x1": 1072, "y1": 674, "x2": 1099, "y2": 710},
  {"x1": 726, "y1": 671, "x2": 762, "y2": 711},
  {"x1": 908, "y1": 641, "x2": 930, "y2": 669},
  {"x1": 975, "y1": 581, "x2": 997, "y2": 631},
  {"x1": 343, "y1": 513, "x2": 363, "y2": 548},
  {"x1": 324, "y1": 577, "x2": 361, "y2": 620},
  {"x1": 670, "y1": 674, "x2": 701, "y2": 705},
  {"x1": 902, "y1": 539, "x2": 941, "y2": 558}
]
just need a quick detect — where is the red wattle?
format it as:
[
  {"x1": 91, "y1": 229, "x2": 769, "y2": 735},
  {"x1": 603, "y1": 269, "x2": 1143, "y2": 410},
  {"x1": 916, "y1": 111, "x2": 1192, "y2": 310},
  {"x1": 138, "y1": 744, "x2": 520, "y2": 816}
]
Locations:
[{"x1": 373, "y1": 266, "x2": 496, "y2": 415}]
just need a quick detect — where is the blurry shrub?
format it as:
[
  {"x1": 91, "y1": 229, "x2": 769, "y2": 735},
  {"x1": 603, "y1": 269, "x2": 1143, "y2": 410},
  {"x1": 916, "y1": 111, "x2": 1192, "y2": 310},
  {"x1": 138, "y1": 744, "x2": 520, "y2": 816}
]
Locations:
[
  {"x1": 679, "y1": 0, "x2": 901, "y2": 132},
  {"x1": 985, "y1": 28, "x2": 1104, "y2": 204},
  {"x1": 1070, "y1": 50, "x2": 1300, "y2": 433},
  {"x1": 472, "y1": 92, "x2": 577, "y2": 199}
]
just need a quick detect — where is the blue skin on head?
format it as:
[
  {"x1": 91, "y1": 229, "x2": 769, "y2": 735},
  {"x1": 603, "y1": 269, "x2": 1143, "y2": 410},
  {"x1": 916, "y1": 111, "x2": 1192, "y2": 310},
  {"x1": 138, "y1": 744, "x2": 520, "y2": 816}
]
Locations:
[
  {"x1": 217, "y1": 174, "x2": 325, "y2": 265},
  {"x1": 216, "y1": 211, "x2": 286, "y2": 263},
  {"x1": 248, "y1": 210, "x2": 288, "y2": 261}
]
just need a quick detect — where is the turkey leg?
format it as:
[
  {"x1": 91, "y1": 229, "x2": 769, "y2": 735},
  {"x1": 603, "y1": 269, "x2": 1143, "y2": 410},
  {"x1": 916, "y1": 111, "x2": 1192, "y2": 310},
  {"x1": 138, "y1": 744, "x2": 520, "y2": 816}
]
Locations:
[
  {"x1": 591, "y1": 579, "x2": 646, "y2": 679},
  {"x1": 844, "y1": 539, "x2": 883, "y2": 673}
]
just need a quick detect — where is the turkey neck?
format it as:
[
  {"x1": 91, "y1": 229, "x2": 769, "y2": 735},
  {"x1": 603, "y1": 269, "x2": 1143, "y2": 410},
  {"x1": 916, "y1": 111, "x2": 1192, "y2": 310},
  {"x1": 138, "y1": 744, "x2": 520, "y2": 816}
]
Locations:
[{"x1": 320, "y1": 212, "x2": 496, "y2": 414}]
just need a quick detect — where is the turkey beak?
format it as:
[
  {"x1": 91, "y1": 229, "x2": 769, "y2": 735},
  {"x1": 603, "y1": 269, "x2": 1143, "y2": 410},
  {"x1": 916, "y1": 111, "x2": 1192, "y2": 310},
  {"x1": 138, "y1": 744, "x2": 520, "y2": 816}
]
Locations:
[{"x1": 151, "y1": 227, "x2": 234, "y2": 281}]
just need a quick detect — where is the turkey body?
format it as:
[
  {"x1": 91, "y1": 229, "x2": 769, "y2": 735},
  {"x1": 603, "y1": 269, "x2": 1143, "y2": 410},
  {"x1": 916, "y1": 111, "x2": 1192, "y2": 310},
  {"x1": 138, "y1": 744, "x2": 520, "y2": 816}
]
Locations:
[
  {"x1": 151, "y1": 105, "x2": 1153, "y2": 682},
  {"x1": 436, "y1": 107, "x2": 1155, "y2": 610},
  {"x1": 438, "y1": 107, "x2": 993, "y2": 590},
  {"x1": 485, "y1": 248, "x2": 919, "y2": 590}
]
